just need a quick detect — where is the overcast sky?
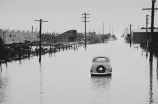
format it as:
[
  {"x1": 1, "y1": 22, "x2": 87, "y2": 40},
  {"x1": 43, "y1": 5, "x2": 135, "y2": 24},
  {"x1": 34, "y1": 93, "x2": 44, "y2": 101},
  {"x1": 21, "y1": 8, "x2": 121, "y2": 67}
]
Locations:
[{"x1": 0, "y1": 0, "x2": 158, "y2": 36}]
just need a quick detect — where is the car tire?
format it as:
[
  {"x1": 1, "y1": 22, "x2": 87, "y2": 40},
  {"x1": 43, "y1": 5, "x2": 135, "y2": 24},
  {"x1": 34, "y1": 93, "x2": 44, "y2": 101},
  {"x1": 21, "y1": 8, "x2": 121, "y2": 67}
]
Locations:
[{"x1": 96, "y1": 65, "x2": 106, "y2": 73}]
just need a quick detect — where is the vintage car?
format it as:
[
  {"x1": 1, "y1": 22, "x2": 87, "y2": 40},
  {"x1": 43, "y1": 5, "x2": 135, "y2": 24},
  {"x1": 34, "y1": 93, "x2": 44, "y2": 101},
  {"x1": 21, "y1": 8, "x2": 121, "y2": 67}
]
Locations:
[{"x1": 90, "y1": 56, "x2": 112, "y2": 76}]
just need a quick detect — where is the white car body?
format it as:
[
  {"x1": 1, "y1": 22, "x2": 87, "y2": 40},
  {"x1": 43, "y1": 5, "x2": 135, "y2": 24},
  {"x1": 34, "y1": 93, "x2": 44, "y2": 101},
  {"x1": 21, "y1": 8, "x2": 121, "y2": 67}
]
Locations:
[{"x1": 90, "y1": 56, "x2": 112, "y2": 76}]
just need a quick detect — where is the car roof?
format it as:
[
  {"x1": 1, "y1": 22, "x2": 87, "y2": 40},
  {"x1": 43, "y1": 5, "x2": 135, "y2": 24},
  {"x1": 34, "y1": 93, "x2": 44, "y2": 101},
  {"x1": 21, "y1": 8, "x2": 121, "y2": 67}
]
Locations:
[{"x1": 92, "y1": 56, "x2": 110, "y2": 62}]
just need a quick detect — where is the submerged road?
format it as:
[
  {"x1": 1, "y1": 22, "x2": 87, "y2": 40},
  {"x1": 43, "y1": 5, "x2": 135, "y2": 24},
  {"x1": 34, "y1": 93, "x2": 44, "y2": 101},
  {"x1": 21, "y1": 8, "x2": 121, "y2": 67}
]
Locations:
[{"x1": 0, "y1": 38, "x2": 158, "y2": 104}]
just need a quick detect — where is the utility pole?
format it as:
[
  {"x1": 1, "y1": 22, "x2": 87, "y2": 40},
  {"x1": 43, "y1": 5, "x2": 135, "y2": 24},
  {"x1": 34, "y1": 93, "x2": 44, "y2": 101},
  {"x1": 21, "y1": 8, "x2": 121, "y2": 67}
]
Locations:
[
  {"x1": 34, "y1": 19, "x2": 48, "y2": 62},
  {"x1": 109, "y1": 22, "x2": 110, "y2": 34},
  {"x1": 103, "y1": 22, "x2": 104, "y2": 35},
  {"x1": 128, "y1": 24, "x2": 133, "y2": 48},
  {"x1": 99, "y1": 29, "x2": 100, "y2": 43},
  {"x1": 150, "y1": 0, "x2": 156, "y2": 62},
  {"x1": 32, "y1": 26, "x2": 33, "y2": 33},
  {"x1": 81, "y1": 13, "x2": 90, "y2": 50},
  {"x1": 142, "y1": 3, "x2": 158, "y2": 61},
  {"x1": 112, "y1": 26, "x2": 113, "y2": 35},
  {"x1": 146, "y1": 15, "x2": 149, "y2": 57}
]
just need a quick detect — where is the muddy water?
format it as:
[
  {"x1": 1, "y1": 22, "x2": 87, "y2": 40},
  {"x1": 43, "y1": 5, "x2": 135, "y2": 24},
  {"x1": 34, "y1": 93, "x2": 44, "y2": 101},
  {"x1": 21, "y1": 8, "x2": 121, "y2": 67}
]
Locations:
[{"x1": 0, "y1": 38, "x2": 158, "y2": 104}]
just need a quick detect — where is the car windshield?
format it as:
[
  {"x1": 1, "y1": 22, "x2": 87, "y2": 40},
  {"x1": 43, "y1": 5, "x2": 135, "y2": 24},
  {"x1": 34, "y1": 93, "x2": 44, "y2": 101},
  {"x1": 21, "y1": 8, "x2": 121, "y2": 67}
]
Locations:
[{"x1": 94, "y1": 57, "x2": 110, "y2": 63}]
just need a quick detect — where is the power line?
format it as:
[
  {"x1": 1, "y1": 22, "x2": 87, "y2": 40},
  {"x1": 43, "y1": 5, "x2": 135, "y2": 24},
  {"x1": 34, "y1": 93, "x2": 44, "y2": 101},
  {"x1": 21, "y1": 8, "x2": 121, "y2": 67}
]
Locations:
[{"x1": 142, "y1": 8, "x2": 158, "y2": 13}]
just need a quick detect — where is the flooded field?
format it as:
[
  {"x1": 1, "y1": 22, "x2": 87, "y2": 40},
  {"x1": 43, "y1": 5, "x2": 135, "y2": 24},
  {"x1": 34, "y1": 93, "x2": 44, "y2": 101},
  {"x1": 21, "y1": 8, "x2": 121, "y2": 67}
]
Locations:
[{"x1": 0, "y1": 38, "x2": 158, "y2": 104}]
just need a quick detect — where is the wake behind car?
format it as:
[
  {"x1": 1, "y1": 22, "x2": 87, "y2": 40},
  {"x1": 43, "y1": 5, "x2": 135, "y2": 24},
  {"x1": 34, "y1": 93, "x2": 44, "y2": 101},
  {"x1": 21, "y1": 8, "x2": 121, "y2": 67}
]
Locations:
[{"x1": 90, "y1": 56, "x2": 112, "y2": 76}]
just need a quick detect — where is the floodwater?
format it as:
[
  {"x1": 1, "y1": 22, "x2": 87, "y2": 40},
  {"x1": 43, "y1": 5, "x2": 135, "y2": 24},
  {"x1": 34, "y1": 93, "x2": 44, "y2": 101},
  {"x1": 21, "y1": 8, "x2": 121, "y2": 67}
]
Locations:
[{"x1": 0, "y1": 38, "x2": 158, "y2": 104}]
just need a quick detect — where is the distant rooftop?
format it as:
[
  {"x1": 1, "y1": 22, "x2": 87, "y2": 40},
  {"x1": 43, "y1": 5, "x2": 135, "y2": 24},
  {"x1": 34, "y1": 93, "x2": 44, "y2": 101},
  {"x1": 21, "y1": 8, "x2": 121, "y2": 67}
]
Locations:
[{"x1": 132, "y1": 29, "x2": 158, "y2": 32}]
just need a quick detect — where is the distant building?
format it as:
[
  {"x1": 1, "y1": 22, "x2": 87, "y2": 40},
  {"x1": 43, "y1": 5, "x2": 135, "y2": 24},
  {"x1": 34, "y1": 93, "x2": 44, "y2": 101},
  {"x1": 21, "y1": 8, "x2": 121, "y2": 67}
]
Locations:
[
  {"x1": 0, "y1": 29, "x2": 4, "y2": 40},
  {"x1": 87, "y1": 32, "x2": 98, "y2": 43},
  {"x1": 41, "y1": 33, "x2": 55, "y2": 43},
  {"x1": 0, "y1": 29, "x2": 39, "y2": 45},
  {"x1": 56, "y1": 30, "x2": 77, "y2": 42},
  {"x1": 123, "y1": 27, "x2": 129, "y2": 38},
  {"x1": 0, "y1": 28, "x2": 86, "y2": 45},
  {"x1": 76, "y1": 33, "x2": 84, "y2": 41},
  {"x1": 43, "y1": 30, "x2": 77, "y2": 43},
  {"x1": 131, "y1": 29, "x2": 158, "y2": 43}
]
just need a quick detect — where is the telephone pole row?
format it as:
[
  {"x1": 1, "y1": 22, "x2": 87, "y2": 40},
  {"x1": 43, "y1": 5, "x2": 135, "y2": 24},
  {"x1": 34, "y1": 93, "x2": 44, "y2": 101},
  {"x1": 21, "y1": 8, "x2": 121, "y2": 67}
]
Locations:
[
  {"x1": 34, "y1": 19, "x2": 48, "y2": 62},
  {"x1": 81, "y1": 13, "x2": 90, "y2": 50}
]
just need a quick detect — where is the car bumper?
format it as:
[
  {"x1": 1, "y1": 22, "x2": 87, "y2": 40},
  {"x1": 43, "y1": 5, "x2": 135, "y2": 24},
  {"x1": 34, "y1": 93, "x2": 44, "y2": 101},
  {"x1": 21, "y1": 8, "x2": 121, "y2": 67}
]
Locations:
[{"x1": 90, "y1": 72, "x2": 112, "y2": 76}]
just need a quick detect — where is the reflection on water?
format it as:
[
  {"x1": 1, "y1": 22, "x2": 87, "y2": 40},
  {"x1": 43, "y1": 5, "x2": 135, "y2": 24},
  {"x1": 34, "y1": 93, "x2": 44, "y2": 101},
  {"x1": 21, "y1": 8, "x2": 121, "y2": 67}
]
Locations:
[
  {"x1": 91, "y1": 76, "x2": 112, "y2": 103},
  {"x1": 19, "y1": 59, "x2": 21, "y2": 65},
  {"x1": 157, "y1": 59, "x2": 158, "y2": 70},
  {"x1": 91, "y1": 76, "x2": 112, "y2": 91},
  {"x1": 49, "y1": 52, "x2": 52, "y2": 57},
  {"x1": 0, "y1": 64, "x2": 2, "y2": 72},
  {"x1": 0, "y1": 76, "x2": 4, "y2": 103},
  {"x1": 5, "y1": 63, "x2": 8, "y2": 70},
  {"x1": 39, "y1": 62, "x2": 44, "y2": 104},
  {"x1": 0, "y1": 71, "x2": 9, "y2": 103},
  {"x1": 73, "y1": 47, "x2": 78, "y2": 51},
  {"x1": 148, "y1": 61, "x2": 153, "y2": 104},
  {"x1": 157, "y1": 59, "x2": 158, "y2": 89}
]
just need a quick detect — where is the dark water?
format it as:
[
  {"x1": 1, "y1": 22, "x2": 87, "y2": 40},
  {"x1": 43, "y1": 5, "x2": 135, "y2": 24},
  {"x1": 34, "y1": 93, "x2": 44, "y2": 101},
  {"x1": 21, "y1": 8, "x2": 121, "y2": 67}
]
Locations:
[{"x1": 0, "y1": 38, "x2": 158, "y2": 104}]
